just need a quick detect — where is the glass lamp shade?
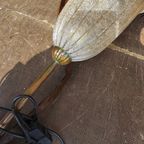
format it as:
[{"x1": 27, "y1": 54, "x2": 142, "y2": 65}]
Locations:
[{"x1": 53, "y1": 0, "x2": 144, "y2": 62}]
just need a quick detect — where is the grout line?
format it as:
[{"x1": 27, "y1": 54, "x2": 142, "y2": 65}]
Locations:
[
  {"x1": 1, "y1": 7, "x2": 54, "y2": 28},
  {"x1": 109, "y1": 43, "x2": 144, "y2": 61}
]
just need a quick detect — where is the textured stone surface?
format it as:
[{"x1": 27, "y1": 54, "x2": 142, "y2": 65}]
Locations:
[
  {"x1": 0, "y1": 0, "x2": 61, "y2": 111},
  {"x1": 0, "y1": 0, "x2": 61, "y2": 23},
  {"x1": 0, "y1": 1, "x2": 144, "y2": 144},
  {"x1": 114, "y1": 14, "x2": 144, "y2": 56}
]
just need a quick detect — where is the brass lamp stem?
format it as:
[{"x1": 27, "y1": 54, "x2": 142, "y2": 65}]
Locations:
[
  {"x1": 0, "y1": 46, "x2": 71, "y2": 132},
  {"x1": 0, "y1": 61, "x2": 57, "y2": 130}
]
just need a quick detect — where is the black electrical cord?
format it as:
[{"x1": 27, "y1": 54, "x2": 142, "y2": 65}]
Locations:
[{"x1": 0, "y1": 95, "x2": 65, "y2": 144}]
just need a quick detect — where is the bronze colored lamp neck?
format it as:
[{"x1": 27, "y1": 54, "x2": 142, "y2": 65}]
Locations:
[{"x1": 52, "y1": 46, "x2": 71, "y2": 65}]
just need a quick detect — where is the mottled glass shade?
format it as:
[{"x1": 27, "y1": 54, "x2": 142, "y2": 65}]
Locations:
[{"x1": 53, "y1": 0, "x2": 144, "y2": 62}]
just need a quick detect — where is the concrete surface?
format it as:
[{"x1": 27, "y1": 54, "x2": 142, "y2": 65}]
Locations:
[{"x1": 0, "y1": 1, "x2": 143, "y2": 144}]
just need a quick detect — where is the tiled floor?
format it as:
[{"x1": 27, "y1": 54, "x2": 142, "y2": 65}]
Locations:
[{"x1": 0, "y1": 1, "x2": 144, "y2": 144}]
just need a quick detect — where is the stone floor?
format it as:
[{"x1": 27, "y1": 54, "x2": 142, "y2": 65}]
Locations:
[
  {"x1": 0, "y1": 0, "x2": 143, "y2": 144},
  {"x1": 0, "y1": 0, "x2": 61, "y2": 111}
]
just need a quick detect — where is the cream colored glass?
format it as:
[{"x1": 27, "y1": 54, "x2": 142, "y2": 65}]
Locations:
[{"x1": 53, "y1": 0, "x2": 144, "y2": 62}]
